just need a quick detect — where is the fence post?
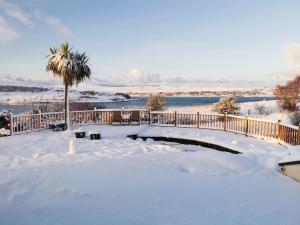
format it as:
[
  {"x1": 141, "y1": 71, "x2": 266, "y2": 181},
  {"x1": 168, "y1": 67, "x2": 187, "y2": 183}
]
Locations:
[
  {"x1": 38, "y1": 110, "x2": 42, "y2": 129},
  {"x1": 197, "y1": 112, "x2": 200, "y2": 128},
  {"x1": 94, "y1": 107, "x2": 97, "y2": 124},
  {"x1": 298, "y1": 124, "x2": 300, "y2": 145},
  {"x1": 148, "y1": 109, "x2": 151, "y2": 125},
  {"x1": 224, "y1": 113, "x2": 227, "y2": 132},
  {"x1": 63, "y1": 108, "x2": 67, "y2": 126},
  {"x1": 277, "y1": 120, "x2": 281, "y2": 143},
  {"x1": 174, "y1": 111, "x2": 177, "y2": 127},
  {"x1": 139, "y1": 110, "x2": 142, "y2": 125},
  {"x1": 245, "y1": 115, "x2": 249, "y2": 137},
  {"x1": 9, "y1": 112, "x2": 13, "y2": 136}
]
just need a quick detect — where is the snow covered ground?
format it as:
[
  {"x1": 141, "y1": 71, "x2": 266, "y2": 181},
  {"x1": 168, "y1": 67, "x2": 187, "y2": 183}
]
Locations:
[{"x1": 0, "y1": 125, "x2": 299, "y2": 225}]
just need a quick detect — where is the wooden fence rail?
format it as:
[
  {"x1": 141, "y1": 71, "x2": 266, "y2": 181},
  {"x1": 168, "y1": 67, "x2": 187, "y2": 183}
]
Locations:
[
  {"x1": 149, "y1": 111, "x2": 300, "y2": 146},
  {"x1": 4, "y1": 109, "x2": 300, "y2": 146}
]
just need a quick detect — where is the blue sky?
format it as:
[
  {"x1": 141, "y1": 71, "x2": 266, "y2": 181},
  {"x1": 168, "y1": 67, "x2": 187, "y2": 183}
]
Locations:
[{"x1": 1, "y1": 0, "x2": 300, "y2": 86}]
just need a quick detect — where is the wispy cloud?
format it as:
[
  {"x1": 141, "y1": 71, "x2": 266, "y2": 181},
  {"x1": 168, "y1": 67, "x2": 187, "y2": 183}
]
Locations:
[
  {"x1": 285, "y1": 43, "x2": 300, "y2": 67},
  {"x1": 0, "y1": 0, "x2": 34, "y2": 27},
  {"x1": 45, "y1": 15, "x2": 72, "y2": 37},
  {"x1": 0, "y1": 15, "x2": 19, "y2": 43},
  {"x1": 34, "y1": 10, "x2": 72, "y2": 38},
  {"x1": 0, "y1": 1, "x2": 72, "y2": 40}
]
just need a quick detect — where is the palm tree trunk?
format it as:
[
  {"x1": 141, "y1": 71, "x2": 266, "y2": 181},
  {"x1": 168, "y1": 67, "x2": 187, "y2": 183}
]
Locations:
[{"x1": 64, "y1": 84, "x2": 70, "y2": 130}]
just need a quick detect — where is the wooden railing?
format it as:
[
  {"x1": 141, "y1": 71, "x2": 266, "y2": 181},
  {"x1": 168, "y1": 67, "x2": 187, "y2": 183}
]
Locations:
[
  {"x1": 8, "y1": 109, "x2": 149, "y2": 134},
  {"x1": 4, "y1": 109, "x2": 300, "y2": 146},
  {"x1": 149, "y1": 111, "x2": 300, "y2": 146}
]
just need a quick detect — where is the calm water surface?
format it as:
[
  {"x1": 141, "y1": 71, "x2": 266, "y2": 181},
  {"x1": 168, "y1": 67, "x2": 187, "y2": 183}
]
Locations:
[{"x1": 0, "y1": 96, "x2": 276, "y2": 114}]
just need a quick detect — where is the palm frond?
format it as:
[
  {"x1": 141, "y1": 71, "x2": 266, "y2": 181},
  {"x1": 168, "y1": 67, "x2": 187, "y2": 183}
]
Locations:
[{"x1": 45, "y1": 42, "x2": 91, "y2": 86}]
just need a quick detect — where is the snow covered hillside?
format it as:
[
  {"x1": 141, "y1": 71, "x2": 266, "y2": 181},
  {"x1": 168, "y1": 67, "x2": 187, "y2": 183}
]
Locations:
[
  {"x1": 0, "y1": 125, "x2": 299, "y2": 225},
  {"x1": 0, "y1": 76, "x2": 274, "y2": 103},
  {"x1": 0, "y1": 89, "x2": 129, "y2": 104},
  {"x1": 0, "y1": 76, "x2": 131, "y2": 104}
]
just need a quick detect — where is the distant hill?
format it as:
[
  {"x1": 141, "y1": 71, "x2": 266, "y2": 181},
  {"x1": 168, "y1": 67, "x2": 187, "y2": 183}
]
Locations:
[{"x1": 0, "y1": 85, "x2": 49, "y2": 92}]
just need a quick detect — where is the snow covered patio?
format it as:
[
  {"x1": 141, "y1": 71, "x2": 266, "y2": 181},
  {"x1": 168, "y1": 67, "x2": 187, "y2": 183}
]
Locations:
[{"x1": 0, "y1": 125, "x2": 300, "y2": 225}]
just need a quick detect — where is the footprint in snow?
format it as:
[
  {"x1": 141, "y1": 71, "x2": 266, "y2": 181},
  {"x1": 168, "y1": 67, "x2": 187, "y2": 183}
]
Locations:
[{"x1": 177, "y1": 165, "x2": 192, "y2": 173}]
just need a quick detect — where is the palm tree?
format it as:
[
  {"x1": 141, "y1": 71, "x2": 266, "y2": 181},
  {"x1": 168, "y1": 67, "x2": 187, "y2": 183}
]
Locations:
[{"x1": 46, "y1": 42, "x2": 91, "y2": 130}]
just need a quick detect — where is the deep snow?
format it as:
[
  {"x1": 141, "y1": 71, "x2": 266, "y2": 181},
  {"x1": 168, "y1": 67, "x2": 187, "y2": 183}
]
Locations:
[{"x1": 0, "y1": 125, "x2": 299, "y2": 225}]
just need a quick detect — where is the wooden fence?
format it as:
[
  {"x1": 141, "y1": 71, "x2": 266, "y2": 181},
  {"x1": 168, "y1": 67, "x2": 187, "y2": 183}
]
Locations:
[
  {"x1": 149, "y1": 111, "x2": 300, "y2": 146},
  {"x1": 4, "y1": 109, "x2": 300, "y2": 146},
  {"x1": 8, "y1": 109, "x2": 149, "y2": 135}
]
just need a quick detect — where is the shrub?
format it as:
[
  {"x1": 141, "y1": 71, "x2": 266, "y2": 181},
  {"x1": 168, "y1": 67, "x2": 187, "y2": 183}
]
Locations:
[
  {"x1": 0, "y1": 110, "x2": 9, "y2": 129},
  {"x1": 0, "y1": 116, "x2": 8, "y2": 129},
  {"x1": 289, "y1": 111, "x2": 300, "y2": 126},
  {"x1": 146, "y1": 94, "x2": 166, "y2": 111},
  {"x1": 274, "y1": 76, "x2": 300, "y2": 111},
  {"x1": 275, "y1": 93, "x2": 298, "y2": 111},
  {"x1": 254, "y1": 103, "x2": 268, "y2": 115},
  {"x1": 213, "y1": 96, "x2": 240, "y2": 115}
]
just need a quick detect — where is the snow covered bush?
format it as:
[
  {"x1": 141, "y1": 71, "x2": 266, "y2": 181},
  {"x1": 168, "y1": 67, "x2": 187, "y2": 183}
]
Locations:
[
  {"x1": 254, "y1": 103, "x2": 272, "y2": 115},
  {"x1": 0, "y1": 110, "x2": 10, "y2": 136},
  {"x1": 213, "y1": 96, "x2": 240, "y2": 115},
  {"x1": 0, "y1": 115, "x2": 8, "y2": 129},
  {"x1": 277, "y1": 95, "x2": 298, "y2": 111},
  {"x1": 146, "y1": 94, "x2": 166, "y2": 111},
  {"x1": 288, "y1": 111, "x2": 300, "y2": 126},
  {"x1": 0, "y1": 128, "x2": 10, "y2": 136},
  {"x1": 0, "y1": 111, "x2": 9, "y2": 129}
]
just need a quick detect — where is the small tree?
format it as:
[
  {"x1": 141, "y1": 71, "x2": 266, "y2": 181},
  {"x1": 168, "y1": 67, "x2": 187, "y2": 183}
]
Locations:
[
  {"x1": 274, "y1": 76, "x2": 300, "y2": 111},
  {"x1": 213, "y1": 96, "x2": 240, "y2": 115},
  {"x1": 146, "y1": 94, "x2": 166, "y2": 111}
]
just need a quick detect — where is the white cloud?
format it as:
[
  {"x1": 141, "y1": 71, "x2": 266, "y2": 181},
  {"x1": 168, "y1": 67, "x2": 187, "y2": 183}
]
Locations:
[
  {"x1": 285, "y1": 43, "x2": 300, "y2": 69},
  {"x1": 145, "y1": 73, "x2": 162, "y2": 83},
  {"x1": 45, "y1": 16, "x2": 72, "y2": 37},
  {"x1": 0, "y1": 15, "x2": 19, "y2": 43},
  {"x1": 0, "y1": 1, "x2": 72, "y2": 39},
  {"x1": 34, "y1": 10, "x2": 72, "y2": 38},
  {"x1": 128, "y1": 68, "x2": 144, "y2": 82},
  {"x1": 0, "y1": 0, "x2": 33, "y2": 27},
  {"x1": 165, "y1": 76, "x2": 187, "y2": 84},
  {"x1": 113, "y1": 69, "x2": 163, "y2": 84}
]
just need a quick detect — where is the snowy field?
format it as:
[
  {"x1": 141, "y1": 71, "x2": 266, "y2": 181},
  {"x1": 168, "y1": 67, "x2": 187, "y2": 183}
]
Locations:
[{"x1": 0, "y1": 125, "x2": 300, "y2": 225}]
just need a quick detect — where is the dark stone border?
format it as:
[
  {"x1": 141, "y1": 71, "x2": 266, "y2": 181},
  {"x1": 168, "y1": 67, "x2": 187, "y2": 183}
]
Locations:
[
  {"x1": 127, "y1": 134, "x2": 241, "y2": 154},
  {"x1": 278, "y1": 160, "x2": 300, "y2": 166}
]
